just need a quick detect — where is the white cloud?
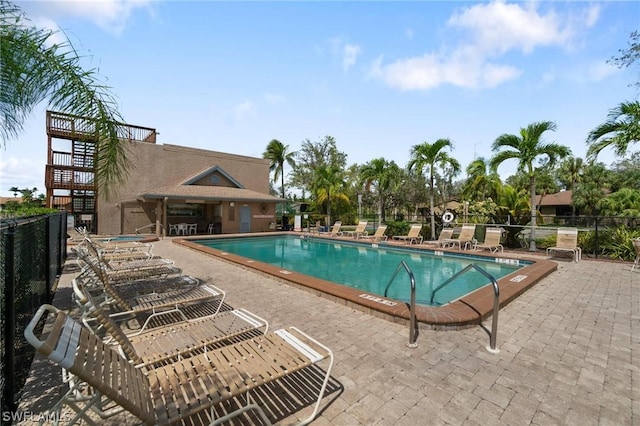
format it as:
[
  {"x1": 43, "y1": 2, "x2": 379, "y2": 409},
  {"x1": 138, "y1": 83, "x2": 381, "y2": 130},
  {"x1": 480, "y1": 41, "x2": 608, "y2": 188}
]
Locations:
[
  {"x1": 263, "y1": 92, "x2": 284, "y2": 104},
  {"x1": 405, "y1": 28, "x2": 414, "y2": 40},
  {"x1": 330, "y1": 37, "x2": 362, "y2": 72},
  {"x1": 370, "y1": 0, "x2": 598, "y2": 91},
  {"x1": 232, "y1": 101, "x2": 256, "y2": 122},
  {"x1": 0, "y1": 156, "x2": 46, "y2": 194},
  {"x1": 446, "y1": 1, "x2": 575, "y2": 55},
  {"x1": 587, "y1": 62, "x2": 619, "y2": 82},
  {"x1": 342, "y1": 43, "x2": 362, "y2": 71},
  {"x1": 20, "y1": 0, "x2": 154, "y2": 36},
  {"x1": 540, "y1": 70, "x2": 556, "y2": 86},
  {"x1": 369, "y1": 50, "x2": 521, "y2": 91},
  {"x1": 583, "y1": 4, "x2": 601, "y2": 28}
]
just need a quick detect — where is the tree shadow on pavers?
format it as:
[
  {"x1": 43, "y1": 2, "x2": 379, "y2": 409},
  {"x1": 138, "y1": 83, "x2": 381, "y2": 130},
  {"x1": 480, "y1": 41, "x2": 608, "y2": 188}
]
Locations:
[
  {"x1": 50, "y1": 287, "x2": 75, "y2": 310},
  {"x1": 61, "y1": 251, "x2": 81, "y2": 276},
  {"x1": 15, "y1": 353, "x2": 67, "y2": 416}
]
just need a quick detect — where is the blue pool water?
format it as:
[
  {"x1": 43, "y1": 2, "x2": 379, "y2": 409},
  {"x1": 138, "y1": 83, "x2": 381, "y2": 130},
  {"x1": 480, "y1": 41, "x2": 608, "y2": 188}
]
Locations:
[{"x1": 194, "y1": 235, "x2": 526, "y2": 306}]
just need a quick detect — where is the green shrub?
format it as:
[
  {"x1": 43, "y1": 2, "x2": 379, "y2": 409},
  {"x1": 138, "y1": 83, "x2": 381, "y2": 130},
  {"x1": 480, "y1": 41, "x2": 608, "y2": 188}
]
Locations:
[
  {"x1": 598, "y1": 225, "x2": 640, "y2": 261},
  {"x1": 577, "y1": 230, "x2": 598, "y2": 254},
  {"x1": 0, "y1": 207, "x2": 58, "y2": 219},
  {"x1": 385, "y1": 221, "x2": 410, "y2": 238},
  {"x1": 537, "y1": 234, "x2": 556, "y2": 250},
  {"x1": 541, "y1": 227, "x2": 640, "y2": 260}
]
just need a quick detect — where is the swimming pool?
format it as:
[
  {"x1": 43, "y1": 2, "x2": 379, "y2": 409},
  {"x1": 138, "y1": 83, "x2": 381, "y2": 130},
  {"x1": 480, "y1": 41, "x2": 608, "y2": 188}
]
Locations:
[
  {"x1": 178, "y1": 233, "x2": 557, "y2": 326},
  {"x1": 193, "y1": 235, "x2": 523, "y2": 306}
]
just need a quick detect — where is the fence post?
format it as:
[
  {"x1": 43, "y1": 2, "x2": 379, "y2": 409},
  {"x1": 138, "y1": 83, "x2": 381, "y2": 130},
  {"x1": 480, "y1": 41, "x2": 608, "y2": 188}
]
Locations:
[
  {"x1": 46, "y1": 216, "x2": 53, "y2": 301},
  {"x1": 595, "y1": 216, "x2": 599, "y2": 259},
  {"x1": 2, "y1": 222, "x2": 16, "y2": 413}
]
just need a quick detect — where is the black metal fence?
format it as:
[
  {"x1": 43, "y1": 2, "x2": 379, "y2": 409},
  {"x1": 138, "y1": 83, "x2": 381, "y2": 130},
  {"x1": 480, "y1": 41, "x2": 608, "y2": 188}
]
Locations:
[
  {"x1": 455, "y1": 215, "x2": 639, "y2": 258},
  {"x1": 1, "y1": 213, "x2": 67, "y2": 417},
  {"x1": 356, "y1": 213, "x2": 640, "y2": 259}
]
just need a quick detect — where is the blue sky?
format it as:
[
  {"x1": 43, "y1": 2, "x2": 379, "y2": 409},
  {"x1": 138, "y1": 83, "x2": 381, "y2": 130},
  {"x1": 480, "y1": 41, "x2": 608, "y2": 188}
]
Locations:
[{"x1": 1, "y1": 0, "x2": 638, "y2": 198}]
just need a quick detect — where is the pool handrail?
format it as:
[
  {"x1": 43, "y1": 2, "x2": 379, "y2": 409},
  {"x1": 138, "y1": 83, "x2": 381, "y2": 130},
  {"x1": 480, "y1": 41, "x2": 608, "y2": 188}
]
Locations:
[
  {"x1": 430, "y1": 264, "x2": 500, "y2": 353},
  {"x1": 383, "y1": 260, "x2": 418, "y2": 348}
]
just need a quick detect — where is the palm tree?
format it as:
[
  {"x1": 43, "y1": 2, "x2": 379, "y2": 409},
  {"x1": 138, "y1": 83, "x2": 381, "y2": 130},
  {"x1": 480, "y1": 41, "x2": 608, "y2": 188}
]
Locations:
[
  {"x1": 490, "y1": 121, "x2": 571, "y2": 251},
  {"x1": 496, "y1": 185, "x2": 534, "y2": 247},
  {"x1": 312, "y1": 164, "x2": 348, "y2": 226},
  {"x1": 461, "y1": 157, "x2": 503, "y2": 202},
  {"x1": 572, "y1": 162, "x2": 609, "y2": 220},
  {"x1": 557, "y1": 157, "x2": 584, "y2": 220},
  {"x1": 408, "y1": 139, "x2": 461, "y2": 239},
  {"x1": 1, "y1": 1, "x2": 126, "y2": 199},
  {"x1": 597, "y1": 188, "x2": 640, "y2": 217},
  {"x1": 572, "y1": 183, "x2": 605, "y2": 218},
  {"x1": 263, "y1": 139, "x2": 296, "y2": 227},
  {"x1": 586, "y1": 101, "x2": 640, "y2": 159},
  {"x1": 360, "y1": 158, "x2": 401, "y2": 223}
]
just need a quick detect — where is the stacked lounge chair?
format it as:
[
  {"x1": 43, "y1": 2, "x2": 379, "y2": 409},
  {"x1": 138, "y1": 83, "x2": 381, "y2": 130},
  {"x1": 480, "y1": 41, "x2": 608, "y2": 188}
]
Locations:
[{"x1": 24, "y1": 233, "x2": 336, "y2": 425}]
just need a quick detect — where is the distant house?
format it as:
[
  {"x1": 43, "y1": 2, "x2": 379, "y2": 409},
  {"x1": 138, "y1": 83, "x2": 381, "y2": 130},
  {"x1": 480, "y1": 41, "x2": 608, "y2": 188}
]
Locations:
[{"x1": 536, "y1": 190, "x2": 575, "y2": 218}]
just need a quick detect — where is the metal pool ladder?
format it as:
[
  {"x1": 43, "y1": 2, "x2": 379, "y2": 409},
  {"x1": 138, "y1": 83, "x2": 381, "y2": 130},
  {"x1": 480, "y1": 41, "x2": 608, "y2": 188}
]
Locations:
[
  {"x1": 431, "y1": 264, "x2": 501, "y2": 353},
  {"x1": 384, "y1": 261, "x2": 418, "y2": 348}
]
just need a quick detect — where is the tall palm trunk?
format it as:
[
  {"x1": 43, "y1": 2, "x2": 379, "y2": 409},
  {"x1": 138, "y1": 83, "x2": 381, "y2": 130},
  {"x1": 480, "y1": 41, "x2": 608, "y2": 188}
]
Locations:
[
  {"x1": 280, "y1": 163, "x2": 286, "y2": 228},
  {"x1": 529, "y1": 176, "x2": 537, "y2": 251},
  {"x1": 429, "y1": 172, "x2": 436, "y2": 240},
  {"x1": 326, "y1": 187, "x2": 331, "y2": 226}
]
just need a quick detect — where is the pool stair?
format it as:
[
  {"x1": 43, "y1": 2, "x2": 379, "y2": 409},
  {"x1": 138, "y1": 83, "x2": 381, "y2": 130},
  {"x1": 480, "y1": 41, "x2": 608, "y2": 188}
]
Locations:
[
  {"x1": 384, "y1": 261, "x2": 418, "y2": 348},
  {"x1": 431, "y1": 264, "x2": 501, "y2": 353}
]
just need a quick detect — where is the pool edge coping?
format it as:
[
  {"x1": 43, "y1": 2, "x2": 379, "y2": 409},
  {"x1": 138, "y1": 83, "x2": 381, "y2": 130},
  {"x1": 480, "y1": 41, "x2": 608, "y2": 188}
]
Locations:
[{"x1": 174, "y1": 232, "x2": 558, "y2": 327}]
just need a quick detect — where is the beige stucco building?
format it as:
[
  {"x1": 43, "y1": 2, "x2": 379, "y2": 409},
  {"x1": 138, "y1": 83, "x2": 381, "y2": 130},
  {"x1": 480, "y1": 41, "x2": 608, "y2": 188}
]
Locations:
[{"x1": 45, "y1": 111, "x2": 283, "y2": 236}]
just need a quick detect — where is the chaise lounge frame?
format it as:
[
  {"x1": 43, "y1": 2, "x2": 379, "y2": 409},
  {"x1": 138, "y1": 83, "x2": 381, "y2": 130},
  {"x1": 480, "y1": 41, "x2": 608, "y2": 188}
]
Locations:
[
  {"x1": 392, "y1": 224, "x2": 423, "y2": 245},
  {"x1": 73, "y1": 278, "x2": 269, "y2": 367},
  {"x1": 546, "y1": 227, "x2": 581, "y2": 262},
  {"x1": 25, "y1": 304, "x2": 334, "y2": 426},
  {"x1": 473, "y1": 227, "x2": 504, "y2": 253}
]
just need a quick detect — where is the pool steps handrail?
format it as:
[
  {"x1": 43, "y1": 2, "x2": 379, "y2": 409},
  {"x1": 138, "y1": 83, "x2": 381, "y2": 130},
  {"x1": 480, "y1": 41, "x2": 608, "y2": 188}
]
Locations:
[
  {"x1": 383, "y1": 261, "x2": 418, "y2": 348},
  {"x1": 431, "y1": 264, "x2": 501, "y2": 353},
  {"x1": 135, "y1": 222, "x2": 163, "y2": 236}
]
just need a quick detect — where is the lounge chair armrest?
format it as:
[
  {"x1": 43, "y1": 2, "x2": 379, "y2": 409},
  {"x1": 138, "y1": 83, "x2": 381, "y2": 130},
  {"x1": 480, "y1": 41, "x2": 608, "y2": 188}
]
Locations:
[
  {"x1": 275, "y1": 327, "x2": 333, "y2": 363},
  {"x1": 24, "y1": 304, "x2": 60, "y2": 351},
  {"x1": 24, "y1": 304, "x2": 81, "y2": 369},
  {"x1": 231, "y1": 308, "x2": 270, "y2": 334}
]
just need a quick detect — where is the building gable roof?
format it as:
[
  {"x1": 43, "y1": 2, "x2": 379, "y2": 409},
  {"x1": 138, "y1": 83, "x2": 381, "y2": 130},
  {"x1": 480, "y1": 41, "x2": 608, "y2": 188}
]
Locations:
[
  {"x1": 182, "y1": 165, "x2": 244, "y2": 188},
  {"x1": 536, "y1": 190, "x2": 573, "y2": 207}
]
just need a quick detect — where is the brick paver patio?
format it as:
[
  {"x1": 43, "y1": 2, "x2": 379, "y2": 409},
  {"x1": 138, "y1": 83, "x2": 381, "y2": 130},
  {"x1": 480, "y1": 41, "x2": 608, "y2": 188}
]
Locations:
[{"x1": 16, "y1": 238, "x2": 638, "y2": 425}]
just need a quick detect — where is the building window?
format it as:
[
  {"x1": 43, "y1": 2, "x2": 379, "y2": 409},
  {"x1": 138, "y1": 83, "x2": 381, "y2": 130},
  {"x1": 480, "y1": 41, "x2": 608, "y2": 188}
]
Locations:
[{"x1": 168, "y1": 203, "x2": 202, "y2": 217}]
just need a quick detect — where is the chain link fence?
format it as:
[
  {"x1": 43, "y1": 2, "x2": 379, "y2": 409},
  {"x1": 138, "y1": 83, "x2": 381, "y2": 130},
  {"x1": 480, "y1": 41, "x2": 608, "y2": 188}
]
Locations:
[{"x1": 1, "y1": 213, "x2": 67, "y2": 419}]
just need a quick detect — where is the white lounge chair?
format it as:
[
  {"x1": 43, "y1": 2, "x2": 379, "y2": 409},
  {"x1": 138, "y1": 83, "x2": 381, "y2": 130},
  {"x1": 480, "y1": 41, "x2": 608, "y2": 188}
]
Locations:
[
  {"x1": 392, "y1": 224, "x2": 423, "y2": 245},
  {"x1": 474, "y1": 227, "x2": 504, "y2": 253},
  {"x1": 25, "y1": 304, "x2": 334, "y2": 426},
  {"x1": 632, "y1": 238, "x2": 640, "y2": 271},
  {"x1": 546, "y1": 227, "x2": 581, "y2": 262},
  {"x1": 359, "y1": 225, "x2": 388, "y2": 242},
  {"x1": 343, "y1": 221, "x2": 368, "y2": 238},
  {"x1": 318, "y1": 221, "x2": 342, "y2": 237},
  {"x1": 422, "y1": 228, "x2": 454, "y2": 247},
  {"x1": 443, "y1": 224, "x2": 476, "y2": 250}
]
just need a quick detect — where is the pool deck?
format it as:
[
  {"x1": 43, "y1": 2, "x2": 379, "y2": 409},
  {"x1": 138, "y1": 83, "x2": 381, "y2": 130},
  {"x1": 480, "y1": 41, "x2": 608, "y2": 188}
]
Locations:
[{"x1": 16, "y1": 235, "x2": 638, "y2": 425}]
